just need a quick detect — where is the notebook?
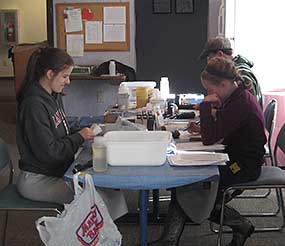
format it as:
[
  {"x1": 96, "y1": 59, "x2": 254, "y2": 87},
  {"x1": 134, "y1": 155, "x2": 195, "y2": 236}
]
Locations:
[
  {"x1": 176, "y1": 142, "x2": 225, "y2": 152},
  {"x1": 169, "y1": 151, "x2": 228, "y2": 166}
]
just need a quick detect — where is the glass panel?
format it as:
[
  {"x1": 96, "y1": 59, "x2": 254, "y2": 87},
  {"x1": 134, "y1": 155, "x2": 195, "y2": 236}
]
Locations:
[{"x1": 225, "y1": 0, "x2": 285, "y2": 91}]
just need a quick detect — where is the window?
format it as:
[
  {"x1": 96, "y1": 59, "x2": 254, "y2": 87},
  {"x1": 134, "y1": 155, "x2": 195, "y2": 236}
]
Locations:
[{"x1": 225, "y1": 0, "x2": 285, "y2": 92}]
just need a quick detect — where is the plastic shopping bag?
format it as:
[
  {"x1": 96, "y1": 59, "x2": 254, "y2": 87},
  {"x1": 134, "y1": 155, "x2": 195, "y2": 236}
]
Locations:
[{"x1": 36, "y1": 173, "x2": 122, "y2": 246}]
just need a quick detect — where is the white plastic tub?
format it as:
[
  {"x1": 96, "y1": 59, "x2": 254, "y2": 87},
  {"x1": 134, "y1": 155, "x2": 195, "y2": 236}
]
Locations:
[{"x1": 104, "y1": 131, "x2": 171, "y2": 166}]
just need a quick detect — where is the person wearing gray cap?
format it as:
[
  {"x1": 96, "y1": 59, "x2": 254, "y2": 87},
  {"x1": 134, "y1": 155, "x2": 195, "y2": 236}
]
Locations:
[{"x1": 199, "y1": 36, "x2": 263, "y2": 108}]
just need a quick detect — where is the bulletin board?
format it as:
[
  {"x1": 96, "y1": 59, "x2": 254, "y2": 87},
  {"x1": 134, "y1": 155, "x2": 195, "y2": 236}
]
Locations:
[{"x1": 55, "y1": 2, "x2": 130, "y2": 51}]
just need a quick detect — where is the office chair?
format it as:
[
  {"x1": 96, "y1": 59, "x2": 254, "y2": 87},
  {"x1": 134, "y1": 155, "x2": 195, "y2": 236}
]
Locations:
[
  {"x1": 216, "y1": 122, "x2": 285, "y2": 246},
  {"x1": 236, "y1": 98, "x2": 277, "y2": 201},
  {"x1": 264, "y1": 99, "x2": 278, "y2": 165},
  {"x1": 0, "y1": 138, "x2": 63, "y2": 245}
]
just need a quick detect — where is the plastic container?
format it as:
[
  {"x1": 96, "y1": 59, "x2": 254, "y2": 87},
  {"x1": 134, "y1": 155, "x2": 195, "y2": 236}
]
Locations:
[
  {"x1": 117, "y1": 84, "x2": 129, "y2": 110},
  {"x1": 118, "y1": 93, "x2": 129, "y2": 110},
  {"x1": 104, "y1": 131, "x2": 172, "y2": 166},
  {"x1": 92, "y1": 137, "x2": 107, "y2": 172},
  {"x1": 136, "y1": 87, "x2": 149, "y2": 108},
  {"x1": 120, "y1": 81, "x2": 156, "y2": 102}
]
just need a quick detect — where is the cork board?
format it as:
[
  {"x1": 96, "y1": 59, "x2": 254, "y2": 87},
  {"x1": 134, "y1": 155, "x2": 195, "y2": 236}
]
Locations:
[{"x1": 55, "y1": 2, "x2": 130, "y2": 51}]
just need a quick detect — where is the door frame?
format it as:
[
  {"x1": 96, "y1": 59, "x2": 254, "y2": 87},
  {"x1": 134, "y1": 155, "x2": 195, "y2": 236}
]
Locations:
[{"x1": 46, "y1": 0, "x2": 54, "y2": 46}]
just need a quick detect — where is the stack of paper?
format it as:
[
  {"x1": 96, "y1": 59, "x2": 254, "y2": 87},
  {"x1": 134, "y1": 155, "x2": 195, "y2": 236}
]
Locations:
[
  {"x1": 176, "y1": 142, "x2": 225, "y2": 151},
  {"x1": 169, "y1": 151, "x2": 228, "y2": 166}
]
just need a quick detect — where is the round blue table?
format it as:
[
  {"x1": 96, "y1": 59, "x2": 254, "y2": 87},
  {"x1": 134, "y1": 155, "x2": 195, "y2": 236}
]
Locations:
[{"x1": 65, "y1": 146, "x2": 219, "y2": 246}]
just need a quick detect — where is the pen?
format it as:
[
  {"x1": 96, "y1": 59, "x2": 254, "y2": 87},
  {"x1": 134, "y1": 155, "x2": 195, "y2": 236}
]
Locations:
[
  {"x1": 182, "y1": 120, "x2": 200, "y2": 131},
  {"x1": 182, "y1": 126, "x2": 191, "y2": 132}
]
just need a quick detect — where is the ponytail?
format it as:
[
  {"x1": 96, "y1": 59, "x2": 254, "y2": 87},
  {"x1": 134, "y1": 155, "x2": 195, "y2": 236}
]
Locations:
[
  {"x1": 17, "y1": 48, "x2": 43, "y2": 104},
  {"x1": 17, "y1": 47, "x2": 74, "y2": 104}
]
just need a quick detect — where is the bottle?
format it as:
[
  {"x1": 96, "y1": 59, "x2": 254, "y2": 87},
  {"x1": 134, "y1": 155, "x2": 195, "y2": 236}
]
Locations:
[
  {"x1": 153, "y1": 105, "x2": 164, "y2": 130},
  {"x1": 109, "y1": 60, "x2": 116, "y2": 76},
  {"x1": 117, "y1": 84, "x2": 129, "y2": 111},
  {"x1": 160, "y1": 77, "x2": 170, "y2": 99},
  {"x1": 92, "y1": 137, "x2": 107, "y2": 172}
]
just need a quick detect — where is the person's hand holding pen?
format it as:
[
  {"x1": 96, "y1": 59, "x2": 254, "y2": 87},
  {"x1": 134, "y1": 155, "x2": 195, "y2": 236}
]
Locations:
[{"x1": 184, "y1": 120, "x2": 201, "y2": 135}]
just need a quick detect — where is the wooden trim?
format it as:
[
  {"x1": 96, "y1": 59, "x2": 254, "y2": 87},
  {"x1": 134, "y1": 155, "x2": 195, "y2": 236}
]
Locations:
[
  {"x1": 0, "y1": 76, "x2": 14, "y2": 80},
  {"x1": 46, "y1": 0, "x2": 54, "y2": 47},
  {"x1": 55, "y1": 2, "x2": 130, "y2": 51}
]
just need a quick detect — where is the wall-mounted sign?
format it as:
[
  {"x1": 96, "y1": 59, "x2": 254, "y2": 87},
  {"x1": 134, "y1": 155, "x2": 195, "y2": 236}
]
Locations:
[
  {"x1": 175, "y1": 0, "x2": 194, "y2": 14},
  {"x1": 153, "y1": 0, "x2": 172, "y2": 14}
]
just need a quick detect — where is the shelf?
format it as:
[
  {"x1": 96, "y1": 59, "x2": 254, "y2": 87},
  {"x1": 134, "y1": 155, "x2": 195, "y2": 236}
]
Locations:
[{"x1": 70, "y1": 74, "x2": 126, "y2": 85}]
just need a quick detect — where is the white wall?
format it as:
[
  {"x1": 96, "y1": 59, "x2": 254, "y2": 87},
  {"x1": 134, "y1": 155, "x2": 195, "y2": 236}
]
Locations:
[
  {"x1": 0, "y1": 0, "x2": 46, "y2": 43},
  {"x1": 53, "y1": 0, "x2": 136, "y2": 69},
  {"x1": 0, "y1": 0, "x2": 47, "y2": 77}
]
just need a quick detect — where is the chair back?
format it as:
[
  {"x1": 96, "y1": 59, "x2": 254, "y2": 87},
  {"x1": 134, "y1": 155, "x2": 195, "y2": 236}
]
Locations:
[
  {"x1": 264, "y1": 99, "x2": 277, "y2": 137},
  {"x1": 273, "y1": 122, "x2": 285, "y2": 166},
  {"x1": 0, "y1": 138, "x2": 14, "y2": 184},
  {"x1": 264, "y1": 99, "x2": 277, "y2": 158}
]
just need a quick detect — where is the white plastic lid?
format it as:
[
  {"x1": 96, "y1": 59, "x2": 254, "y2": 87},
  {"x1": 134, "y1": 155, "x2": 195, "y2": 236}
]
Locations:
[
  {"x1": 118, "y1": 84, "x2": 129, "y2": 94},
  {"x1": 120, "y1": 81, "x2": 156, "y2": 88}
]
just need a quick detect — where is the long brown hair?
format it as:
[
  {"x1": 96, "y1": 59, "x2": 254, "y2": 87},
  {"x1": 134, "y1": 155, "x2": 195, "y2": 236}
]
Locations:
[{"x1": 17, "y1": 47, "x2": 74, "y2": 104}]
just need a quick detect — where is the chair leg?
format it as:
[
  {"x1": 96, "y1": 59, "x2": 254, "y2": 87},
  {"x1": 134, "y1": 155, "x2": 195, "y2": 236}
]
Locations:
[
  {"x1": 2, "y1": 211, "x2": 9, "y2": 246},
  {"x1": 217, "y1": 193, "x2": 227, "y2": 246},
  {"x1": 148, "y1": 189, "x2": 172, "y2": 223},
  {"x1": 212, "y1": 187, "x2": 285, "y2": 235},
  {"x1": 152, "y1": 189, "x2": 160, "y2": 221},
  {"x1": 230, "y1": 187, "x2": 281, "y2": 217},
  {"x1": 277, "y1": 188, "x2": 285, "y2": 229},
  {"x1": 240, "y1": 188, "x2": 280, "y2": 217}
]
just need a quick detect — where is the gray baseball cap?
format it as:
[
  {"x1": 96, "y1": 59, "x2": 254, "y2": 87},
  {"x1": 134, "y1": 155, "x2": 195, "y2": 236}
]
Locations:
[{"x1": 199, "y1": 36, "x2": 233, "y2": 59}]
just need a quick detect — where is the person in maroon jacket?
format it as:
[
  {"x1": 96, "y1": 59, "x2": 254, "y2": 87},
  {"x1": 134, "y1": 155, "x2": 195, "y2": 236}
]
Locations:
[{"x1": 149, "y1": 57, "x2": 266, "y2": 246}]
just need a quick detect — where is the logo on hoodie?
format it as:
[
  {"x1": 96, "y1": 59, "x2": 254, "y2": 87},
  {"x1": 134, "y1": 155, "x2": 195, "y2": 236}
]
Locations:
[{"x1": 52, "y1": 110, "x2": 63, "y2": 128}]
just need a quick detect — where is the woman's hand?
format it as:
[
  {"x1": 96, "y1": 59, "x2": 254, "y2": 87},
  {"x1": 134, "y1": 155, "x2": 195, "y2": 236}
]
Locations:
[
  {"x1": 79, "y1": 127, "x2": 95, "y2": 141},
  {"x1": 193, "y1": 103, "x2": 200, "y2": 110},
  {"x1": 187, "y1": 121, "x2": 201, "y2": 135},
  {"x1": 203, "y1": 94, "x2": 222, "y2": 108}
]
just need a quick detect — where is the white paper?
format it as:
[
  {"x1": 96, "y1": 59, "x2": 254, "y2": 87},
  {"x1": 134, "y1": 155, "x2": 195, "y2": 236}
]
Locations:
[
  {"x1": 103, "y1": 24, "x2": 126, "y2": 42},
  {"x1": 169, "y1": 151, "x2": 228, "y2": 166},
  {"x1": 104, "y1": 7, "x2": 126, "y2": 24},
  {"x1": 64, "y1": 8, "x2": 83, "y2": 33},
  {"x1": 91, "y1": 123, "x2": 102, "y2": 136},
  {"x1": 66, "y1": 34, "x2": 84, "y2": 57},
  {"x1": 164, "y1": 121, "x2": 189, "y2": 131},
  {"x1": 176, "y1": 142, "x2": 225, "y2": 151},
  {"x1": 85, "y1": 21, "x2": 103, "y2": 44}
]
